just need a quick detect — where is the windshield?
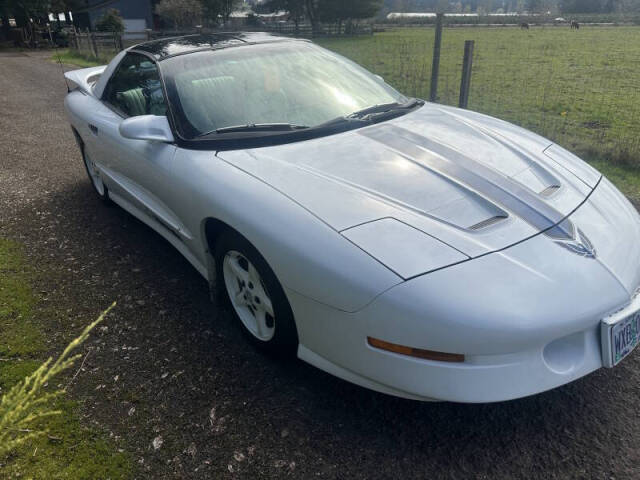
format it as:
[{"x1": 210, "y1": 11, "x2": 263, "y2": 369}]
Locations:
[{"x1": 161, "y1": 42, "x2": 408, "y2": 140}]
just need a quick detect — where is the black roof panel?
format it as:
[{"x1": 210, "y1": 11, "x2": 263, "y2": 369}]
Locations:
[{"x1": 130, "y1": 33, "x2": 298, "y2": 60}]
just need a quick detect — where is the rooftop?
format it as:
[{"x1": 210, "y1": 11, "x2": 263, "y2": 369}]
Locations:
[{"x1": 130, "y1": 32, "x2": 298, "y2": 60}]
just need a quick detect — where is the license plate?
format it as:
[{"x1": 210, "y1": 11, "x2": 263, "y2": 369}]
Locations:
[{"x1": 602, "y1": 310, "x2": 640, "y2": 367}]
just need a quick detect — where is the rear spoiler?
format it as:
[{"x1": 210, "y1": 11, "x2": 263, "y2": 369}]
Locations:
[{"x1": 64, "y1": 65, "x2": 106, "y2": 96}]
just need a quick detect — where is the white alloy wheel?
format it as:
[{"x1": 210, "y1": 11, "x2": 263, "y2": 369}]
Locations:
[
  {"x1": 83, "y1": 150, "x2": 105, "y2": 196},
  {"x1": 222, "y1": 250, "x2": 276, "y2": 341}
]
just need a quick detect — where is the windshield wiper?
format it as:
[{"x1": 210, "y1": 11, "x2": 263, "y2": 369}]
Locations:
[
  {"x1": 315, "y1": 98, "x2": 423, "y2": 132},
  {"x1": 199, "y1": 123, "x2": 309, "y2": 136},
  {"x1": 195, "y1": 100, "x2": 422, "y2": 139},
  {"x1": 346, "y1": 98, "x2": 423, "y2": 120}
]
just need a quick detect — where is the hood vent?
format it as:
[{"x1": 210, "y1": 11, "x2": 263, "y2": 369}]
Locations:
[
  {"x1": 469, "y1": 215, "x2": 508, "y2": 231},
  {"x1": 540, "y1": 185, "x2": 561, "y2": 197}
]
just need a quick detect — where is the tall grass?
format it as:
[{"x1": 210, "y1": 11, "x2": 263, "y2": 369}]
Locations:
[{"x1": 0, "y1": 302, "x2": 116, "y2": 456}]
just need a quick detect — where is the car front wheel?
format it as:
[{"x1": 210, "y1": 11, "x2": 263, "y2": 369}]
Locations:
[{"x1": 215, "y1": 230, "x2": 298, "y2": 356}]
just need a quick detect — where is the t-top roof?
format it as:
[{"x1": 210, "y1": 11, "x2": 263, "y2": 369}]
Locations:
[{"x1": 130, "y1": 32, "x2": 300, "y2": 60}]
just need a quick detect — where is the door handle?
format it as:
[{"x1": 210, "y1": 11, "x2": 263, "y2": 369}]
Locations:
[{"x1": 89, "y1": 124, "x2": 98, "y2": 135}]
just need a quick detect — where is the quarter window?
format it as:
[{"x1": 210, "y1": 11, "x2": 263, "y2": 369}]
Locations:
[{"x1": 103, "y1": 53, "x2": 166, "y2": 117}]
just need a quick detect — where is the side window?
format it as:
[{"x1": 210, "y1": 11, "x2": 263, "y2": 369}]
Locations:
[{"x1": 103, "y1": 53, "x2": 166, "y2": 117}]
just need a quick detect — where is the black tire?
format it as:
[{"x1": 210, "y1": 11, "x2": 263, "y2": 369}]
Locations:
[{"x1": 215, "y1": 230, "x2": 298, "y2": 356}]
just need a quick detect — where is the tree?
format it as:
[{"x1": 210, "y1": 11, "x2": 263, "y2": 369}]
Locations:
[
  {"x1": 0, "y1": 0, "x2": 50, "y2": 46},
  {"x1": 201, "y1": 0, "x2": 222, "y2": 26},
  {"x1": 263, "y1": 0, "x2": 305, "y2": 30},
  {"x1": 50, "y1": 0, "x2": 84, "y2": 15},
  {"x1": 219, "y1": 0, "x2": 241, "y2": 23},
  {"x1": 0, "y1": 0, "x2": 80, "y2": 41},
  {"x1": 0, "y1": 0, "x2": 48, "y2": 27},
  {"x1": 94, "y1": 8, "x2": 125, "y2": 33},
  {"x1": 344, "y1": 0, "x2": 383, "y2": 18},
  {"x1": 304, "y1": 0, "x2": 320, "y2": 31},
  {"x1": 312, "y1": 0, "x2": 382, "y2": 25},
  {"x1": 0, "y1": 0, "x2": 83, "y2": 27},
  {"x1": 0, "y1": 1, "x2": 11, "y2": 39},
  {"x1": 156, "y1": 0, "x2": 203, "y2": 28}
]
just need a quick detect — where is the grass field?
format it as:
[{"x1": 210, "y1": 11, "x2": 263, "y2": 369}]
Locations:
[{"x1": 317, "y1": 26, "x2": 640, "y2": 170}]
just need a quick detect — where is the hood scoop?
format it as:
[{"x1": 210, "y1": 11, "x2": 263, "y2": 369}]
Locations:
[
  {"x1": 359, "y1": 124, "x2": 575, "y2": 240},
  {"x1": 293, "y1": 158, "x2": 508, "y2": 234}
]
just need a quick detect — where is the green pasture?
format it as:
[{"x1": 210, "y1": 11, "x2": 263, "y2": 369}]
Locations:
[{"x1": 317, "y1": 26, "x2": 640, "y2": 174}]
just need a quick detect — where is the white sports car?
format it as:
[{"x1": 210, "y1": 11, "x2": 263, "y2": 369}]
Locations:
[{"x1": 64, "y1": 33, "x2": 640, "y2": 402}]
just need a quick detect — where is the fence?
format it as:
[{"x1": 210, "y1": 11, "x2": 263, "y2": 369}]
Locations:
[
  {"x1": 317, "y1": 24, "x2": 640, "y2": 168},
  {"x1": 68, "y1": 23, "x2": 373, "y2": 59},
  {"x1": 71, "y1": 31, "x2": 123, "y2": 59}
]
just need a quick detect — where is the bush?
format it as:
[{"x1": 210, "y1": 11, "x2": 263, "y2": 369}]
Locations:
[
  {"x1": 95, "y1": 9, "x2": 125, "y2": 33},
  {"x1": 156, "y1": 0, "x2": 204, "y2": 29}
]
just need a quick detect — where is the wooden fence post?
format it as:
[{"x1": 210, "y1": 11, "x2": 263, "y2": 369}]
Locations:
[
  {"x1": 458, "y1": 40, "x2": 475, "y2": 109},
  {"x1": 429, "y1": 13, "x2": 444, "y2": 103},
  {"x1": 90, "y1": 31, "x2": 98, "y2": 58}
]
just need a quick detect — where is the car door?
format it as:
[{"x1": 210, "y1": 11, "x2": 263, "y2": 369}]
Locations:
[{"x1": 95, "y1": 52, "x2": 193, "y2": 242}]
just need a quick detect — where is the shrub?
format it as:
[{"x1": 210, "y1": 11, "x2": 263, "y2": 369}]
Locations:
[
  {"x1": 156, "y1": 0, "x2": 204, "y2": 29},
  {"x1": 95, "y1": 9, "x2": 125, "y2": 33}
]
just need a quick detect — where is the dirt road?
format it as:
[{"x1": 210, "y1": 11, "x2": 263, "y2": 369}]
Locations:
[{"x1": 1, "y1": 51, "x2": 639, "y2": 479}]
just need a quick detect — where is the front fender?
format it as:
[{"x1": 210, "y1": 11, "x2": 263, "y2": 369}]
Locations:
[{"x1": 172, "y1": 148, "x2": 402, "y2": 312}]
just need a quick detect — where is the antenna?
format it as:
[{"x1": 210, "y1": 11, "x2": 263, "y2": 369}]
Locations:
[
  {"x1": 52, "y1": 28, "x2": 71, "y2": 93},
  {"x1": 56, "y1": 47, "x2": 71, "y2": 93}
]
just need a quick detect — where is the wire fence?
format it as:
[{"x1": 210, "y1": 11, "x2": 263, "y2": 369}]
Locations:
[
  {"x1": 465, "y1": 26, "x2": 640, "y2": 166},
  {"x1": 318, "y1": 25, "x2": 640, "y2": 167}
]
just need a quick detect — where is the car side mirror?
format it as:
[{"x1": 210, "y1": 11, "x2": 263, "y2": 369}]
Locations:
[{"x1": 119, "y1": 115, "x2": 175, "y2": 143}]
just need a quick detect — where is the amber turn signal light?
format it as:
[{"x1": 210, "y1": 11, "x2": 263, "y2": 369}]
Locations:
[{"x1": 367, "y1": 337, "x2": 465, "y2": 363}]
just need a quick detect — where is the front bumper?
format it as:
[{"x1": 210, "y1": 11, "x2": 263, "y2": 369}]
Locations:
[
  {"x1": 291, "y1": 288, "x2": 620, "y2": 403},
  {"x1": 291, "y1": 225, "x2": 638, "y2": 402},
  {"x1": 290, "y1": 176, "x2": 640, "y2": 403}
]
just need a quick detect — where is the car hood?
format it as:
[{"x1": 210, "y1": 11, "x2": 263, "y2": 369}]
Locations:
[{"x1": 218, "y1": 103, "x2": 603, "y2": 278}]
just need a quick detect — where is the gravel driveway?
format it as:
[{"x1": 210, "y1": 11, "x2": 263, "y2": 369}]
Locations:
[{"x1": 1, "y1": 51, "x2": 640, "y2": 479}]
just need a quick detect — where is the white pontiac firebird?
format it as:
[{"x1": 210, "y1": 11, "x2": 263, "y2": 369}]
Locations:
[{"x1": 64, "y1": 33, "x2": 640, "y2": 403}]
